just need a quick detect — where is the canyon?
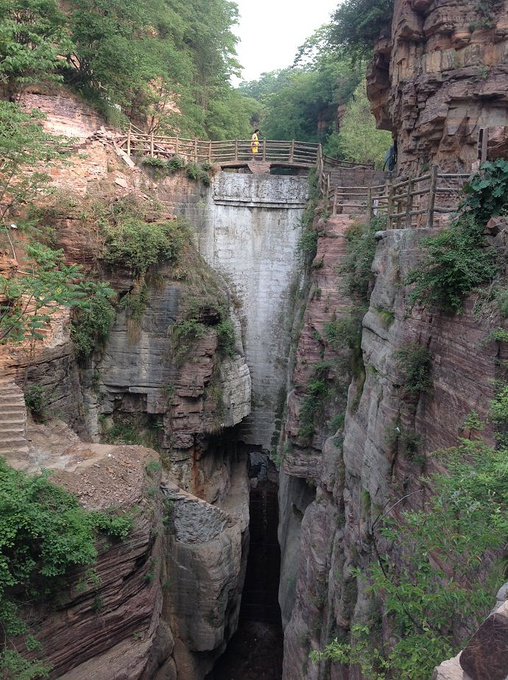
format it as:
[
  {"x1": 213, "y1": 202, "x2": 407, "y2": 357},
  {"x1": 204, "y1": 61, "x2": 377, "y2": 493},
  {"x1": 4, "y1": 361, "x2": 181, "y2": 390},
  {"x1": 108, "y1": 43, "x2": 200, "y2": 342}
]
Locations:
[{"x1": 2, "y1": 0, "x2": 508, "y2": 678}]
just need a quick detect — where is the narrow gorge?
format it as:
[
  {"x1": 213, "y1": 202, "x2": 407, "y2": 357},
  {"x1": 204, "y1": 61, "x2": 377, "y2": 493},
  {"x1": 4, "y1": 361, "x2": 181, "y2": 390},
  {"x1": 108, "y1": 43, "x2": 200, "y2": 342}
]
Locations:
[{"x1": 2, "y1": 0, "x2": 508, "y2": 679}]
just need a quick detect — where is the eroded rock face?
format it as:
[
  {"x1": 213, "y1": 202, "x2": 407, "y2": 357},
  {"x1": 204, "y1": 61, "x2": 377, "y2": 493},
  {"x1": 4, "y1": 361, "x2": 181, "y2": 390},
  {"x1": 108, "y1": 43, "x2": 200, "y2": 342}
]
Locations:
[
  {"x1": 280, "y1": 220, "x2": 500, "y2": 680},
  {"x1": 368, "y1": 0, "x2": 508, "y2": 176},
  {"x1": 162, "y1": 466, "x2": 250, "y2": 679},
  {"x1": 11, "y1": 440, "x2": 168, "y2": 680}
]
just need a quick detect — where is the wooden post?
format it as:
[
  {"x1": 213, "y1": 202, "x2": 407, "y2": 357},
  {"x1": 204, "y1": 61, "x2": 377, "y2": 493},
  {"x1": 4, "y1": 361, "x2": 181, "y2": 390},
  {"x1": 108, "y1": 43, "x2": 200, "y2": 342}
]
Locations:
[
  {"x1": 426, "y1": 165, "x2": 439, "y2": 228},
  {"x1": 386, "y1": 177, "x2": 394, "y2": 229},
  {"x1": 194, "y1": 139, "x2": 198, "y2": 163},
  {"x1": 404, "y1": 179, "x2": 413, "y2": 229},
  {"x1": 176, "y1": 137, "x2": 179, "y2": 155},
  {"x1": 367, "y1": 187, "x2": 373, "y2": 222},
  {"x1": 235, "y1": 139, "x2": 238, "y2": 162},
  {"x1": 262, "y1": 139, "x2": 266, "y2": 162},
  {"x1": 290, "y1": 139, "x2": 295, "y2": 163},
  {"x1": 150, "y1": 131, "x2": 154, "y2": 157},
  {"x1": 127, "y1": 125, "x2": 131, "y2": 157}
]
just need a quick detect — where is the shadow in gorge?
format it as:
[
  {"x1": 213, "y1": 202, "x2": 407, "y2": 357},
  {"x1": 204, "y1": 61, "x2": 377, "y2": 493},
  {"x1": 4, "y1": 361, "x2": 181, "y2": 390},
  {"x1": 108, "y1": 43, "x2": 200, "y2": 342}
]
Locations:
[{"x1": 206, "y1": 449, "x2": 283, "y2": 680}]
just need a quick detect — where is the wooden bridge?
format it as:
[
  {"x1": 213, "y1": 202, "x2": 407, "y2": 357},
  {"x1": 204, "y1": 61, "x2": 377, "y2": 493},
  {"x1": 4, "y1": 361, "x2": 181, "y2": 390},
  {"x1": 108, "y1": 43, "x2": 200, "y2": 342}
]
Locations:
[
  {"x1": 116, "y1": 127, "x2": 373, "y2": 171},
  {"x1": 116, "y1": 127, "x2": 471, "y2": 229}
]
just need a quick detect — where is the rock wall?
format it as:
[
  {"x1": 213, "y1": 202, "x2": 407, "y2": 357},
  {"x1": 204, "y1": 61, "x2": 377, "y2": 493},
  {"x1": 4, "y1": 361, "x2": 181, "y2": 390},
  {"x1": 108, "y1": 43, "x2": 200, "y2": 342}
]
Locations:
[
  {"x1": 368, "y1": 0, "x2": 508, "y2": 177},
  {"x1": 279, "y1": 218, "x2": 501, "y2": 679}
]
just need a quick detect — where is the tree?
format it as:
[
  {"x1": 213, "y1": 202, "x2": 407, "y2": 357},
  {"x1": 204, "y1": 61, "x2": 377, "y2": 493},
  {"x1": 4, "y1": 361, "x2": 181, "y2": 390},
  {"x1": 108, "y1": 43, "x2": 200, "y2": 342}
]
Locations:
[
  {"x1": 328, "y1": 0, "x2": 394, "y2": 60},
  {"x1": 237, "y1": 27, "x2": 363, "y2": 147},
  {"x1": 0, "y1": 0, "x2": 73, "y2": 100},
  {"x1": 331, "y1": 81, "x2": 392, "y2": 167},
  {"x1": 0, "y1": 102, "x2": 74, "y2": 257}
]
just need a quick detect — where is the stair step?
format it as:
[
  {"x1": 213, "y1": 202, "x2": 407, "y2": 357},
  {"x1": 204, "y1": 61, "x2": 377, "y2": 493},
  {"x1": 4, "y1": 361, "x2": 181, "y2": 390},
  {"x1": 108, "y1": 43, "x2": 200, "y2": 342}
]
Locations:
[
  {"x1": 0, "y1": 441, "x2": 29, "y2": 452},
  {"x1": 0, "y1": 415, "x2": 25, "y2": 423},
  {"x1": 0, "y1": 427, "x2": 25, "y2": 442}
]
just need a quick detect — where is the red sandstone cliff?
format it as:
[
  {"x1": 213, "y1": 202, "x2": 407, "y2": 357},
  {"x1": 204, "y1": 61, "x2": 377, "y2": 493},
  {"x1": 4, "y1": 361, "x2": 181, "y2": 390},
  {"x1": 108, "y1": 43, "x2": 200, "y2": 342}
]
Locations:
[{"x1": 368, "y1": 0, "x2": 508, "y2": 177}]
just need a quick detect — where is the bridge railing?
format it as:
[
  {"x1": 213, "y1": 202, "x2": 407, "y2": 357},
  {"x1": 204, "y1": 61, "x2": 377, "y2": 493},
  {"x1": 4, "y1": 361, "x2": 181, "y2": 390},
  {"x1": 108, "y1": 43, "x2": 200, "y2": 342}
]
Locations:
[
  {"x1": 328, "y1": 166, "x2": 471, "y2": 228},
  {"x1": 117, "y1": 130, "x2": 325, "y2": 166}
]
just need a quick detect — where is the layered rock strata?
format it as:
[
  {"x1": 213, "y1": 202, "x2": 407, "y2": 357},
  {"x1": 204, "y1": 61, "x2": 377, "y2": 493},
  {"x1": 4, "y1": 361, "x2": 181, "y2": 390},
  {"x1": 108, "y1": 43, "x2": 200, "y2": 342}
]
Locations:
[
  {"x1": 368, "y1": 0, "x2": 508, "y2": 177},
  {"x1": 280, "y1": 220, "x2": 500, "y2": 679}
]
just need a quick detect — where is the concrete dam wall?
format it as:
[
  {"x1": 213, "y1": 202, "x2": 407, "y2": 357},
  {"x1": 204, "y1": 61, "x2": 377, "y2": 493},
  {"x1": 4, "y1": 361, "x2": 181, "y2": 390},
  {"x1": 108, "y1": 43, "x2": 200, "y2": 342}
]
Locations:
[{"x1": 195, "y1": 172, "x2": 310, "y2": 452}]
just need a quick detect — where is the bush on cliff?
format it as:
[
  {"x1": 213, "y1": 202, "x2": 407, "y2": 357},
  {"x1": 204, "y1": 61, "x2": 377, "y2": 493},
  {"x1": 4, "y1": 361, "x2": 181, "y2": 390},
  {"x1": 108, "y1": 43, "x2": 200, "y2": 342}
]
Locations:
[
  {"x1": 0, "y1": 458, "x2": 133, "y2": 678},
  {"x1": 406, "y1": 159, "x2": 508, "y2": 313},
  {"x1": 312, "y1": 436, "x2": 508, "y2": 678},
  {"x1": 328, "y1": 0, "x2": 394, "y2": 59}
]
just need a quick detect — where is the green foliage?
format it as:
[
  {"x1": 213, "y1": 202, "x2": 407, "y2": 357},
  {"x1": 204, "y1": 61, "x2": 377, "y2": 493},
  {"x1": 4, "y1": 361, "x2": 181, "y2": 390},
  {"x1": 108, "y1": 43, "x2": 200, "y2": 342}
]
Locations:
[
  {"x1": 103, "y1": 421, "x2": 142, "y2": 446},
  {"x1": 405, "y1": 214, "x2": 498, "y2": 313},
  {"x1": 0, "y1": 458, "x2": 133, "y2": 675},
  {"x1": 24, "y1": 385, "x2": 45, "y2": 422},
  {"x1": 0, "y1": 648, "x2": 52, "y2": 680},
  {"x1": 0, "y1": 102, "x2": 72, "y2": 255},
  {"x1": 185, "y1": 162, "x2": 200, "y2": 180},
  {"x1": 216, "y1": 317, "x2": 235, "y2": 357},
  {"x1": 318, "y1": 438, "x2": 507, "y2": 678},
  {"x1": 394, "y1": 342, "x2": 432, "y2": 397},
  {"x1": 460, "y1": 158, "x2": 508, "y2": 225},
  {"x1": 489, "y1": 384, "x2": 508, "y2": 445},
  {"x1": 339, "y1": 216, "x2": 384, "y2": 304},
  {"x1": 239, "y1": 33, "x2": 363, "y2": 148},
  {"x1": 167, "y1": 156, "x2": 185, "y2": 173},
  {"x1": 0, "y1": 244, "x2": 95, "y2": 345},
  {"x1": 298, "y1": 361, "x2": 331, "y2": 440},
  {"x1": 101, "y1": 218, "x2": 186, "y2": 276},
  {"x1": 118, "y1": 281, "x2": 150, "y2": 322},
  {"x1": 333, "y1": 82, "x2": 392, "y2": 168},
  {"x1": 65, "y1": 0, "x2": 246, "y2": 138},
  {"x1": 70, "y1": 281, "x2": 116, "y2": 359},
  {"x1": 328, "y1": 0, "x2": 395, "y2": 59},
  {"x1": 324, "y1": 312, "x2": 364, "y2": 378},
  {"x1": 0, "y1": 0, "x2": 73, "y2": 100}
]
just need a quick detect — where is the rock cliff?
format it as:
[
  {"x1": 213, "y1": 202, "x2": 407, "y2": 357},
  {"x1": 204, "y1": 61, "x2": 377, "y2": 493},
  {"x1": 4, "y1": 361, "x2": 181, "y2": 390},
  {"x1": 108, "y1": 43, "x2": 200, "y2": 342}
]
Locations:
[
  {"x1": 0, "y1": 90, "x2": 252, "y2": 678},
  {"x1": 277, "y1": 2, "x2": 508, "y2": 678},
  {"x1": 368, "y1": 0, "x2": 508, "y2": 177}
]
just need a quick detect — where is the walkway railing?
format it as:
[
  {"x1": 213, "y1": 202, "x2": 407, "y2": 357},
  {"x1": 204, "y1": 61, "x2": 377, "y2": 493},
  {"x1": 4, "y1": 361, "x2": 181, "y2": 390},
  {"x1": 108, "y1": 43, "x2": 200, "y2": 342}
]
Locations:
[
  {"x1": 327, "y1": 166, "x2": 471, "y2": 228},
  {"x1": 118, "y1": 130, "x2": 323, "y2": 167},
  {"x1": 116, "y1": 128, "x2": 470, "y2": 229}
]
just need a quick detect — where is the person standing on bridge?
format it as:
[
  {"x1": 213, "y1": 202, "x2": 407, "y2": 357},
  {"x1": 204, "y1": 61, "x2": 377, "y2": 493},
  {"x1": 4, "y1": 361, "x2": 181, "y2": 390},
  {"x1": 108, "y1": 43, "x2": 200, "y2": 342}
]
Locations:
[{"x1": 251, "y1": 129, "x2": 260, "y2": 158}]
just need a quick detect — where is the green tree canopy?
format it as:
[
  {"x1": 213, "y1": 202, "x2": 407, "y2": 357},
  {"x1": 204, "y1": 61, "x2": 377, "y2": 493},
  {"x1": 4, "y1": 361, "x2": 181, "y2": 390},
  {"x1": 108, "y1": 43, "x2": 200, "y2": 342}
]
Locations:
[
  {"x1": 0, "y1": 0, "x2": 73, "y2": 101},
  {"x1": 238, "y1": 27, "x2": 363, "y2": 146},
  {"x1": 329, "y1": 81, "x2": 392, "y2": 167},
  {"x1": 328, "y1": 0, "x2": 394, "y2": 59}
]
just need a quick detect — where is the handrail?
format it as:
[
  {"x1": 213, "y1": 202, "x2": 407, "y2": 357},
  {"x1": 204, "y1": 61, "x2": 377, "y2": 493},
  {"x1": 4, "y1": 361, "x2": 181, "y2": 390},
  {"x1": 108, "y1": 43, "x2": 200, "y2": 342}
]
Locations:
[{"x1": 327, "y1": 165, "x2": 471, "y2": 228}]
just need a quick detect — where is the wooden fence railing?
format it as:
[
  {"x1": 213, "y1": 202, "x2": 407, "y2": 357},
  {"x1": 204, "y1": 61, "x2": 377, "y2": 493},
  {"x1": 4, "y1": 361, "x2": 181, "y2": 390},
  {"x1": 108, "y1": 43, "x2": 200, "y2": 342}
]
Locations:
[
  {"x1": 327, "y1": 166, "x2": 471, "y2": 228},
  {"x1": 117, "y1": 130, "x2": 324, "y2": 166},
  {"x1": 116, "y1": 129, "x2": 468, "y2": 229}
]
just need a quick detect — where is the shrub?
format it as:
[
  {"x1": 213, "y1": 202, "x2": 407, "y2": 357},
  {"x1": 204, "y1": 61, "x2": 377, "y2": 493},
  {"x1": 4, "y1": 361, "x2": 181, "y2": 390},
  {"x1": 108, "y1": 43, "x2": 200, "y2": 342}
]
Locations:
[
  {"x1": 216, "y1": 318, "x2": 236, "y2": 356},
  {"x1": 70, "y1": 281, "x2": 116, "y2": 359},
  {"x1": 0, "y1": 458, "x2": 133, "y2": 675},
  {"x1": 394, "y1": 342, "x2": 432, "y2": 397},
  {"x1": 24, "y1": 385, "x2": 46, "y2": 422},
  {"x1": 185, "y1": 163, "x2": 200, "y2": 180},
  {"x1": 200, "y1": 170, "x2": 211, "y2": 186},
  {"x1": 102, "y1": 218, "x2": 186, "y2": 276},
  {"x1": 167, "y1": 156, "x2": 185, "y2": 173},
  {"x1": 405, "y1": 214, "x2": 498, "y2": 313},
  {"x1": 339, "y1": 216, "x2": 384, "y2": 304},
  {"x1": 141, "y1": 156, "x2": 167, "y2": 168},
  {"x1": 460, "y1": 158, "x2": 508, "y2": 225}
]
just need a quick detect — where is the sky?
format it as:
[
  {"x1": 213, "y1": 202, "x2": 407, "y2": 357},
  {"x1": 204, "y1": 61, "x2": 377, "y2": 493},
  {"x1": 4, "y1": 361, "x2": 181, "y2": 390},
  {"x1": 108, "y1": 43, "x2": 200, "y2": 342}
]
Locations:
[{"x1": 232, "y1": 0, "x2": 340, "y2": 83}]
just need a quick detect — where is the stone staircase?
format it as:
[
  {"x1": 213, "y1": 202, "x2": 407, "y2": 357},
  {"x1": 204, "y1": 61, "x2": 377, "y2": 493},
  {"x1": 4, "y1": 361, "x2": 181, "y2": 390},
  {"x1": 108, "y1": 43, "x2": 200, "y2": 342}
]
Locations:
[{"x1": 0, "y1": 378, "x2": 29, "y2": 467}]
